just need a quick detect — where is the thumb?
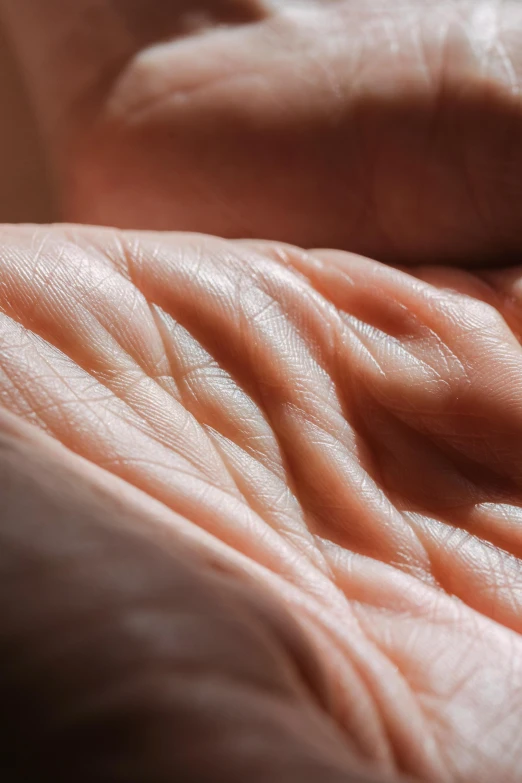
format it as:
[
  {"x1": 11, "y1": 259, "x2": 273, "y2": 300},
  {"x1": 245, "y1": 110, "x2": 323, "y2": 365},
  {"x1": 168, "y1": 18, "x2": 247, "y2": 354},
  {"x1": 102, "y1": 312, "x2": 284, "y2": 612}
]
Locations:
[{"x1": 0, "y1": 409, "x2": 401, "y2": 783}]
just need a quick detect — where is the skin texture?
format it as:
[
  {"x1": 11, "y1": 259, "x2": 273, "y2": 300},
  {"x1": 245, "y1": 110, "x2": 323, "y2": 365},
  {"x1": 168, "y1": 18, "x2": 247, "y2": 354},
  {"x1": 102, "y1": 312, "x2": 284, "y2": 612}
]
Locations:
[
  {"x1": 0, "y1": 409, "x2": 393, "y2": 783},
  {"x1": 1, "y1": 225, "x2": 522, "y2": 779},
  {"x1": 2, "y1": 1, "x2": 522, "y2": 780},
  {"x1": 4, "y1": 0, "x2": 522, "y2": 262}
]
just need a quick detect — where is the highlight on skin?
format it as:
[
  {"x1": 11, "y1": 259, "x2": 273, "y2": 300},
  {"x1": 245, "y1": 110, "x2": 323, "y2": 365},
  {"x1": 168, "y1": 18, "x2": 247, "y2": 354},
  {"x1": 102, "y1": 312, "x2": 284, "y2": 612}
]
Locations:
[
  {"x1": 1, "y1": 408, "x2": 392, "y2": 782},
  {"x1": 0, "y1": 225, "x2": 522, "y2": 780}
]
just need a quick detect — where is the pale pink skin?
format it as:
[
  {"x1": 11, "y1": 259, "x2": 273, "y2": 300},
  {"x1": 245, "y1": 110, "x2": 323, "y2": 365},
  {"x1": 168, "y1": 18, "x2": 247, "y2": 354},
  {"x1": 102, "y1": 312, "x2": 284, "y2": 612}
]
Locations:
[
  {"x1": 4, "y1": 0, "x2": 522, "y2": 262},
  {"x1": 1, "y1": 1, "x2": 522, "y2": 780},
  {"x1": 1, "y1": 225, "x2": 522, "y2": 781}
]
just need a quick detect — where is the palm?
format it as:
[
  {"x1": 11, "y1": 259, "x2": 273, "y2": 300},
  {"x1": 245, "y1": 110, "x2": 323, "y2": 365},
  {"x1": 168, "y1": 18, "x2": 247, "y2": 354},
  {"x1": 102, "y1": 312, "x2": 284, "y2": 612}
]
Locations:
[
  {"x1": 2, "y1": 225, "x2": 522, "y2": 780},
  {"x1": 45, "y1": 0, "x2": 522, "y2": 263}
]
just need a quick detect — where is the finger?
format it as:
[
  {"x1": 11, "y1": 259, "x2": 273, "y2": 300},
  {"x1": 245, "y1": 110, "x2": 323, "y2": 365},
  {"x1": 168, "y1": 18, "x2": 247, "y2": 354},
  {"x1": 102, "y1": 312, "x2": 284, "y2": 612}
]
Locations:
[
  {"x1": 3, "y1": 0, "x2": 522, "y2": 263},
  {"x1": 0, "y1": 408, "x2": 398, "y2": 783}
]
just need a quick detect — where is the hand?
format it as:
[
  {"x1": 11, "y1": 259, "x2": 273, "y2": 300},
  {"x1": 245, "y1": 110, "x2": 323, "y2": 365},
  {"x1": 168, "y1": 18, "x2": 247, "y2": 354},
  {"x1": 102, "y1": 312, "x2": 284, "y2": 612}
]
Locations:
[
  {"x1": 1, "y1": 225, "x2": 522, "y2": 780},
  {"x1": 3, "y1": 0, "x2": 522, "y2": 262},
  {"x1": 0, "y1": 408, "x2": 389, "y2": 782}
]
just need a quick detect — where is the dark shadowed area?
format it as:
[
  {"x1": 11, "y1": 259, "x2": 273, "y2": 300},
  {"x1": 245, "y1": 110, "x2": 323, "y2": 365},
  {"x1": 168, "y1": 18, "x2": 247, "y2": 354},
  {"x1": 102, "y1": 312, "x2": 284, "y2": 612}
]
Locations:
[{"x1": 0, "y1": 23, "x2": 53, "y2": 223}]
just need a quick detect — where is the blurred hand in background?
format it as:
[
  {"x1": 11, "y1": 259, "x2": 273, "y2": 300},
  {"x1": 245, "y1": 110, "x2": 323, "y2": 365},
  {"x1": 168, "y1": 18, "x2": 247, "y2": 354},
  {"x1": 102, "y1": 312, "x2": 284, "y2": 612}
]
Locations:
[{"x1": 3, "y1": 0, "x2": 522, "y2": 262}]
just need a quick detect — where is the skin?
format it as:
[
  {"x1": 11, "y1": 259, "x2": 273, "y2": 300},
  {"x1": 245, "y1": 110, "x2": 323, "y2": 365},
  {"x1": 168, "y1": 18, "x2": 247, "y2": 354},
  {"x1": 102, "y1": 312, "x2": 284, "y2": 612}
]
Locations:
[
  {"x1": 0, "y1": 225, "x2": 522, "y2": 781},
  {"x1": 1, "y1": 1, "x2": 522, "y2": 780},
  {"x1": 4, "y1": 0, "x2": 522, "y2": 261},
  {"x1": 0, "y1": 25, "x2": 51, "y2": 222},
  {"x1": 0, "y1": 408, "x2": 388, "y2": 782}
]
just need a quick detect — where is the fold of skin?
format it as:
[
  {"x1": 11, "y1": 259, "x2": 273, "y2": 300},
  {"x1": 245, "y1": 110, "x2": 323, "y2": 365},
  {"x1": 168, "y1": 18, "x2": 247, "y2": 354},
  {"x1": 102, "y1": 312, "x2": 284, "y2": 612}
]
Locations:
[
  {"x1": 3, "y1": 0, "x2": 522, "y2": 261},
  {"x1": 1, "y1": 225, "x2": 522, "y2": 780},
  {"x1": 0, "y1": 410, "x2": 393, "y2": 783}
]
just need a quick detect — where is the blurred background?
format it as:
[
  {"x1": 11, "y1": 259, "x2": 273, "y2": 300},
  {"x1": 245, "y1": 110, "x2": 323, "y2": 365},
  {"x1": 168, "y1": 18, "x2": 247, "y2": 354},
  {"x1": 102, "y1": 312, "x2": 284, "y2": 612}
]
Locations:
[{"x1": 0, "y1": 23, "x2": 53, "y2": 223}]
